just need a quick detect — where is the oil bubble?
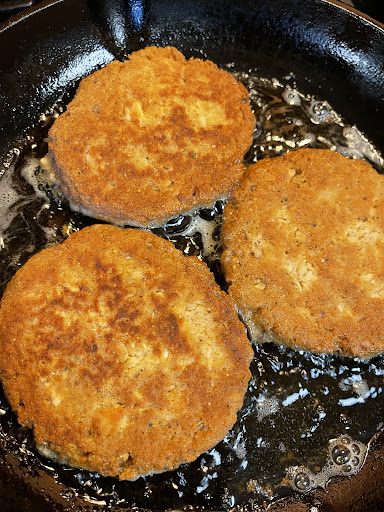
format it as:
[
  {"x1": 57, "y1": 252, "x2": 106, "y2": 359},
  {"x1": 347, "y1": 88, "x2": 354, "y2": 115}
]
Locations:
[
  {"x1": 328, "y1": 435, "x2": 366, "y2": 476},
  {"x1": 287, "y1": 435, "x2": 367, "y2": 492},
  {"x1": 307, "y1": 101, "x2": 337, "y2": 124},
  {"x1": 294, "y1": 472, "x2": 311, "y2": 490},
  {"x1": 164, "y1": 215, "x2": 192, "y2": 234},
  {"x1": 331, "y1": 444, "x2": 351, "y2": 465},
  {"x1": 282, "y1": 89, "x2": 302, "y2": 106},
  {"x1": 287, "y1": 467, "x2": 315, "y2": 493}
]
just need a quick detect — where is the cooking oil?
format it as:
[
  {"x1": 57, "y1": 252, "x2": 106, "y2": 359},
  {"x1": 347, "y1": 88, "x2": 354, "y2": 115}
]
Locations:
[{"x1": 0, "y1": 69, "x2": 383, "y2": 510}]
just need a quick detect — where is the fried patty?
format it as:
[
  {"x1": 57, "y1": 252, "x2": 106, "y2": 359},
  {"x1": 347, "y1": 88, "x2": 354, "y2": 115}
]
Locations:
[
  {"x1": 221, "y1": 149, "x2": 384, "y2": 358},
  {"x1": 0, "y1": 225, "x2": 253, "y2": 480},
  {"x1": 47, "y1": 46, "x2": 255, "y2": 227}
]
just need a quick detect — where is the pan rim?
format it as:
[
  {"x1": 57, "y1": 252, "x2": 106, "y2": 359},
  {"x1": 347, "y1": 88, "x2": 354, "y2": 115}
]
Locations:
[
  {"x1": 0, "y1": 0, "x2": 62, "y2": 32},
  {"x1": 0, "y1": 0, "x2": 384, "y2": 510},
  {"x1": 1, "y1": 0, "x2": 384, "y2": 35}
]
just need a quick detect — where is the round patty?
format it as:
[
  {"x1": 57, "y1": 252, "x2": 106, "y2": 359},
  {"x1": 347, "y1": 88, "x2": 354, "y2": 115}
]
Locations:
[
  {"x1": 221, "y1": 149, "x2": 384, "y2": 358},
  {"x1": 0, "y1": 225, "x2": 253, "y2": 480},
  {"x1": 47, "y1": 46, "x2": 255, "y2": 227}
]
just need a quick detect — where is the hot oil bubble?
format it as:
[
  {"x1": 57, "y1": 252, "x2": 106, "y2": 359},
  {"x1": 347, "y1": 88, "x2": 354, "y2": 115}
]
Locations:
[
  {"x1": 331, "y1": 444, "x2": 351, "y2": 465},
  {"x1": 342, "y1": 464, "x2": 352, "y2": 473},
  {"x1": 326, "y1": 436, "x2": 366, "y2": 478},
  {"x1": 328, "y1": 435, "x2": 366, "y2": 475},
  {"x1": 282, "y1": 89, "x2": 302, "y2": 106},
  {"x1": 164, "y1": 215, "x2": 192, "y2": 234},
  {"x1": 294, "y1": 472, "x2": 311, "y2": 490},
  {"x1": 287, "y1": 467, "x2": 314, "y2": 493},
  {"x1": 287, "y1": 435, "x2": 367, "y2": 492},
  {"x1": 306, "y1": 101, "x2": 338, "y2": 124},
  {"x1": 199, "y1": 208, "x2": 216, "y2": 221},
  {"x1": 0, "y1": 167, "x2": 30, "y2": 234}
]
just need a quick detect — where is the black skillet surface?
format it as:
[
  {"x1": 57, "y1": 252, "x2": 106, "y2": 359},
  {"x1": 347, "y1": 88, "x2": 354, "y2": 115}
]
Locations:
[
  {"x1": 1, "y1": 1, "x2": 384, "y2": 511},
  {"x1": 353, "y1": 0, "x2": 384, "y2": 22}
]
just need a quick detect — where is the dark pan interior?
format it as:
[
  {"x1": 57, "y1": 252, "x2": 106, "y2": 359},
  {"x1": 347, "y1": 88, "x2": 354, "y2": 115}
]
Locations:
[
  {"x1": 1, "y1": 0, "x2": 384, "y2": 165},
  {"x1": 0, "y1": 0, "x2": 384, "y2": 511}
]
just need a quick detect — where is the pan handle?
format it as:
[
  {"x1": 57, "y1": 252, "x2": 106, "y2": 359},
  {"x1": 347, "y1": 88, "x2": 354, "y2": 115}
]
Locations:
[{"x1": 88, "y1": 0, "x2": 150, "y2": 58}]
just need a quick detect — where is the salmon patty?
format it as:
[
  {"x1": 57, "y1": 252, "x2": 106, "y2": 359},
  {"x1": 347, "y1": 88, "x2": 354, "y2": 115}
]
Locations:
[
  {"x1": 221, "y1": 148, "x2": 384, "y2": 358},
  {"x1": 0, "y1": 225, "x2": 253, "y2": 479},
  {"x1": 47, "y1": 46, "x2": 255, "y2": 226}
]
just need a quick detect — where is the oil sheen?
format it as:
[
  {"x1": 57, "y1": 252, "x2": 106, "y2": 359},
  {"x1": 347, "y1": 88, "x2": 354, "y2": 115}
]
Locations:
[{"x1": 0, "y1": 71, "x2": 383, "y2": 511}]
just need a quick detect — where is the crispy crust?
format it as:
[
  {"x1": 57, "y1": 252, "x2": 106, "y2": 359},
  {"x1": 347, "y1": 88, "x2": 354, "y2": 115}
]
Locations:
[
  {"x1": 47, "y1": 46, "x2": 255, "y2": 226},
  {"x1": 0, "y1": 225, "x2": 252, "y2": 480},
  {"x1": 221, "y1": 149, "x2": 384, "y2": 358}
]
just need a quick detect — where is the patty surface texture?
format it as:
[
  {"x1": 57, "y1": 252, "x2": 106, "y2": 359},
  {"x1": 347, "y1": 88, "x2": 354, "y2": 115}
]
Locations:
[
  {"x1": 0, "y1": 225, "x2": 253, "y2": 480},
  {"x1": 221, "y1": 149, "x2": 384, "y2": 358},
  {"x1": 47, "y1": 46, "x2": 255, "y2": 226}
]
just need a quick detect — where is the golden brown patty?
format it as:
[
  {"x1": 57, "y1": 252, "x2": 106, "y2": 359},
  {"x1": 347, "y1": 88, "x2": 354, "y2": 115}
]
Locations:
[
  {"x1": 221, "y1": 148, "x2": 384, "y2": 358},
  {"x1": 47, "y1": 46, "x2": 255, "y2": 226},
  {"x1": 0, "y1": 225, "x2": 253, "y2": 480}
]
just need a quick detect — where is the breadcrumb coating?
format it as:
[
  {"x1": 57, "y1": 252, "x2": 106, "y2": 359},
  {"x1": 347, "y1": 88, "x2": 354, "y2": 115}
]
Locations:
[
  {"x1": 0, "y1": 225, "x2": 253, "y2": 479},
  {"x1": 48, "y1": 46, "x2": 255, "y2": 226},
  {"x1": 222, "y1": 149, "x2": 384, "y2": 358}
]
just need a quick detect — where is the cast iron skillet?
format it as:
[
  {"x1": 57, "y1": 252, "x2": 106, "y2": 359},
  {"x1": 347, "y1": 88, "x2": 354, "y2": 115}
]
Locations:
[{"x1": 0, "y1": 0, "x2": 384, "y2": 511}]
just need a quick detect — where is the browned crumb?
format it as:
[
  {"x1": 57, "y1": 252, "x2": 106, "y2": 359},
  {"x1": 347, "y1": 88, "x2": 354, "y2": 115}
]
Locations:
[
  {"x1": 0, "y1": 225, "x2": 253, "y2": 479},
  {"x1": 221, "y1": 148, "x2": 384, "y2": 358},
  {"x1": 47, "y1": 46, "x2": 255, "y2": 226}
]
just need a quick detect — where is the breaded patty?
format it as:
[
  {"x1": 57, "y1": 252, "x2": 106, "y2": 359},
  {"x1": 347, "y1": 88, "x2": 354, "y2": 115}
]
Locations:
[
  {"x1": 221, "y1": 149, "x2": 384, "y2": 358},
  {"x1": 0, "y1": 225, "x2": 252, "y2": 480},
  {"x1": 47, "y1": 46, "x2": 254, "y2": 226}
]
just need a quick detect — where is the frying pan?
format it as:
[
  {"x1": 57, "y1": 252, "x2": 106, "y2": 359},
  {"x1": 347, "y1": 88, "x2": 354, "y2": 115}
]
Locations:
[{"x1": 1, "y1": 0, "x2": 384, "y2": 510}]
